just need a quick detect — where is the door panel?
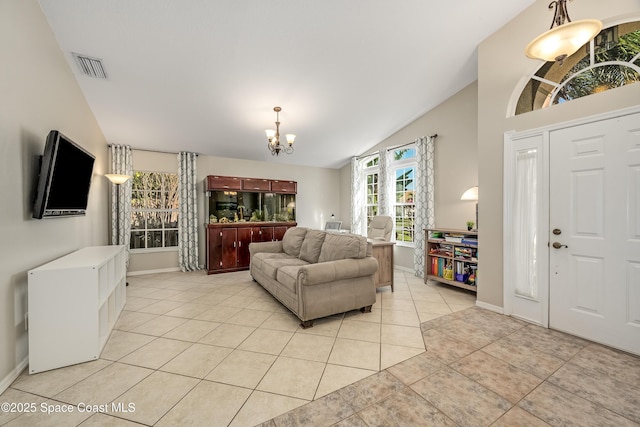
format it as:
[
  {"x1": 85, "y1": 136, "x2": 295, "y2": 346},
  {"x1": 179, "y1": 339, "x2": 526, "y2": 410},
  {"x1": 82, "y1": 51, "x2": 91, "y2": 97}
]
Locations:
[
  {"x1": 503, "y1": 133, "x2": 549, "y2": 326},
  {"x1": 550, "y1": 112, "x2": 640, "y2": 355},
  {"x1": 221, "y1": 228, "x2": 237, "y2": 269},
  {"x1": 207, "y1": 228, "x2": 223, "y2": 272},
  {"x1": 236, "y1": 228, "x2": 252, "y2": 268}
]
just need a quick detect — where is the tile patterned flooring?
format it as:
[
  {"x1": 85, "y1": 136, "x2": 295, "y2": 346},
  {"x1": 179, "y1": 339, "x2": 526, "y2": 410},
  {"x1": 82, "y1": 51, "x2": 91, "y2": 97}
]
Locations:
[{"x1": 2, "y1": 269, "x2": 639, "y2": 426}]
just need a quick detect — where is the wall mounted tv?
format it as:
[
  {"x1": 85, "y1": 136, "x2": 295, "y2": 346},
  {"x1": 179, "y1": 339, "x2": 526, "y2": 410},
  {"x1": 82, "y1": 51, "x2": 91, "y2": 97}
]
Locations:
[{"x1": 33, "y1": 130, "x2": 96, "y2": 219}]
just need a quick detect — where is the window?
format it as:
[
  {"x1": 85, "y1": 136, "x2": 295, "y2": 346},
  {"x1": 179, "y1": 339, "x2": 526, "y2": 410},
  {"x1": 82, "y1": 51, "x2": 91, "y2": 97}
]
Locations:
[
  {"x1": 392, "y1": 148, "x2": 416, "y2": 244},
  {"x1": 516, "y1": 21, "x2": 640, "y2": 115},
  {"x1": 130, "y1": 171, "x2": 179, "y2": 250},
  {"x1": 363, "y1": 156, "x2": 379, "y2": 227}
]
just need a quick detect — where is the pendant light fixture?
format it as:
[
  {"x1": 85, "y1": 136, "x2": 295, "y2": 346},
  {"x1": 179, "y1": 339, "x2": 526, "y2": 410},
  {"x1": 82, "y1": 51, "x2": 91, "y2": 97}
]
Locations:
[
  {"x1": 525, "y1": 0, "x2": 602, "y2": 64},
  {"x1": 265, "y1": 106, "x2": 296, "y2": 156}
]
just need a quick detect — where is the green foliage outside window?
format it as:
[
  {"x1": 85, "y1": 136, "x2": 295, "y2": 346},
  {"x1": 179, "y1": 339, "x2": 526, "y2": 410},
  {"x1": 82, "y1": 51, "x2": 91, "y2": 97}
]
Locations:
[{"x1": 131, "y1": 171, "x2": 179, "y2": 249}]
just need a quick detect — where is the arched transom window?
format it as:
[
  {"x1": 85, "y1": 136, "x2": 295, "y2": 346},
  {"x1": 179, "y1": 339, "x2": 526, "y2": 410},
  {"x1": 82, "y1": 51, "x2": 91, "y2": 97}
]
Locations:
[{"x1": 516, "y1": 21, "x2": 640, "y2": 115}]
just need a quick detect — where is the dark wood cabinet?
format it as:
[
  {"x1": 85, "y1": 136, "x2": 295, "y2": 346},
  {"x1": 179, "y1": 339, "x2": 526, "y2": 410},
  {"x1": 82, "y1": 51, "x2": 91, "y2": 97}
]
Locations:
[
  {"x1": 207, "y1": 175, "x2": 242, "y2": 191},
  {"x1": 205, "y1": 174, "x2": 297, "y2": 274},
  {"x1": 270, "y1": 180, "x2": 297, "y2": 194},
  {"x1": 236, "y1": 227, "x2": 254, "y2": 268},
  {"x1": 207, "y1": 175, "x2": 297, "y2": 194},
  {"x1": 220, "y1": 228, "x2": 238, "y2": 269},
  {"x1": 206, "y1": 222, "x2": 295, "y2": 274},
  {"x1": 242, "y1": 178, "x2": 270, "y2": 191}
]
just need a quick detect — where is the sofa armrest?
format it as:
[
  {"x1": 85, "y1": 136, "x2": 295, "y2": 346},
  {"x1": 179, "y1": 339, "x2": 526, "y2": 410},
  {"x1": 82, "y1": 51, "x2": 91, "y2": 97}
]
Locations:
[
  {"x1": 299, "y1": 257, "x2": 378, "y2": 286},
  {"x1": 249, "y1": 240, "x2": 283, "y2": 255}
]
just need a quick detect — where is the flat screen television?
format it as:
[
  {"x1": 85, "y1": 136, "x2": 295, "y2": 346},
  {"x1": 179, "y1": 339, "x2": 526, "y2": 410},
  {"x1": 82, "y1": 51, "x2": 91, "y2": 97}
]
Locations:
[{"x1": 33, "y1": 130, "x2": 96, "y2": 219}]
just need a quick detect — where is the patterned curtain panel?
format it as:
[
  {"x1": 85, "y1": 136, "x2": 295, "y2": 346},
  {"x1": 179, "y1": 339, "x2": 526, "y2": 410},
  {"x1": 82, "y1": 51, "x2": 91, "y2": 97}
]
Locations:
[
  {"x1": 413, "y1": 135, "x2": 436, "y2": 277},
  {"x1": 350, "y1": 157, "x2": 365, "y2": 235},
  {"x1": 109, "y1": 144, "x2": 133, "y2": 266},
  {"x1": 378, "y1": 149, "x2": 392, "y2": 216},
  {"x1": 178, "y1": 152, "x2": 199, "y2": 271}
]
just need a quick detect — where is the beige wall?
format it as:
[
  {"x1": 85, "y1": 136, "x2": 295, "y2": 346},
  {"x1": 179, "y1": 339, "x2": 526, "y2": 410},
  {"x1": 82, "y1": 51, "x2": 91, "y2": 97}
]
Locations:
[
  {"x1": 127, "y1": 150, "x2": 342, "y2": 273},
  {"x1": 478, "y1": 1, "x2": 640, "y2": 307},
  {"x1": 340, "y1": 82, "x2": 479, "y2": 270},
  {"x1": 0, "y1": 1, "x2": 109, "y2": 388}
]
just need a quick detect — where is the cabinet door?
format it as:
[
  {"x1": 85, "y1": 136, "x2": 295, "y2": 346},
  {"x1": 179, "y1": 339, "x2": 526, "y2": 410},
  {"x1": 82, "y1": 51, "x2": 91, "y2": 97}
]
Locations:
[
  {"x1": 207, "y1": 228, "x2": 223, "y2": 271},
  {"x1": 236, "y1": 228, "x2": 252, "y2": 267},
  {"x1": 273, "y1": 226, "x2": 287, "y2": 241},
  {"x1": 208, "y1": 175, "x2": 242, "y2": 191},
  {"x1": 221, "y1": 228, "x2": 238, "y2": 269},
  {"x1": 242, "y1": 178, "x2": 270, "y2": 191},
  {"x1": 270, "y1": 180, "x2": 297, "y2": 194},
  {"x1": 260, "y1": 226, "x2": 274, "y2": 242}
]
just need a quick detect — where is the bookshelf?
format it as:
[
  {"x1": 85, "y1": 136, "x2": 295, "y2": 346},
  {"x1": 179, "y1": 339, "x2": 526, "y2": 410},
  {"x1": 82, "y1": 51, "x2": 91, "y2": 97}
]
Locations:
[
  {"x1": 424, "y1": 228, "x2": 477, "y2": 292},
  {"x1": 28, "y1": 245, "x2": 126, "y2": 373}
]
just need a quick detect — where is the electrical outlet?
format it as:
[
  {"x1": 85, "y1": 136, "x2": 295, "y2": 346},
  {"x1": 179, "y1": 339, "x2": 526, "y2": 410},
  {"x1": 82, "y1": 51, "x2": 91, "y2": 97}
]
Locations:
[{"x1": 25, "y1": 312, "x2": 28, "y2": 331}]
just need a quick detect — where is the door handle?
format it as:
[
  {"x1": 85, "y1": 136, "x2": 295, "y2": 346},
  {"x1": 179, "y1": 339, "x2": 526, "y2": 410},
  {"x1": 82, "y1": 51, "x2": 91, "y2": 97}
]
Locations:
[{"x1": 552, "y1": 242, "x2": 568, "y2": 249}]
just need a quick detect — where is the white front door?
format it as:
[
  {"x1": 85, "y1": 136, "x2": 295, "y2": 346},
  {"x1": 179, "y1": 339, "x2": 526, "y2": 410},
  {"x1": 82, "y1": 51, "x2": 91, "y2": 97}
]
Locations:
[{"x1": 549, "y1": 112, "x2": 640, "y2": 355}]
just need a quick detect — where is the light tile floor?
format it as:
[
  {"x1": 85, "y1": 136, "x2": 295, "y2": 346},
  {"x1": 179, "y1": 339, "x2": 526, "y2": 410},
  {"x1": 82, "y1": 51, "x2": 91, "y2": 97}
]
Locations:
[
  {"x1": 3, "y1": 270, "x2": 638, "y2": 426},
  {"x1": 0, "y1": 269, "x2": 474, "y2": 426}
]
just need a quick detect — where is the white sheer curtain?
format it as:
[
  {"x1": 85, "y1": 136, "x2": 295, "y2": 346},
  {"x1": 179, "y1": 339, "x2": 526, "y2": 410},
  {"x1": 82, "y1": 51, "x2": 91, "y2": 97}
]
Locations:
[
  {"x1": 350, "y1": 157, "x2": 365, "y2": 236},
  {"x1": 109, "y1": 145, "x2": 133, "y2": 265},
  {"x1": 178, "y1": 152, "x2": 200, "y2": 272},
  {"x1": 413, "y1": 135, "x2": 436, "y2": 277},
  {"x1": 513, "y1": 150, "x2": 538, "y2": 298},
  {"x1": 378, "y1": 149, "x2": 393, "y2": 216}
]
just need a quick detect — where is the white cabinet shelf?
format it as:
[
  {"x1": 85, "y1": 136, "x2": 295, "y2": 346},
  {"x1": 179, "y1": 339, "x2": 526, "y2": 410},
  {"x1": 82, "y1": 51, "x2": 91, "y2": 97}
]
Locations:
[{"x1": 28, "y1": 245, "x2": 126, "y2": 374}]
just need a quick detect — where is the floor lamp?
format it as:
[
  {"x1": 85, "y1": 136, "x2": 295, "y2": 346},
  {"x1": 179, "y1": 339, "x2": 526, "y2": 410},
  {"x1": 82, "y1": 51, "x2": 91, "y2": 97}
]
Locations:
[
  {"x1": 460, "y1": 186, "x2": 478, "y2": 231},
  {"x1": 106, "y1": 173, "x2": 131, "y2": 284}
]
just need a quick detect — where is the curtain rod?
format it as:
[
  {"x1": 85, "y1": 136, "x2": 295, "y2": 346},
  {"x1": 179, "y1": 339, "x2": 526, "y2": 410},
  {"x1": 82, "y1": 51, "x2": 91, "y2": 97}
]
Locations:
[
  {"x1": 107, "y1": 145, "x2": 199, "y2": 156},
  {"x1": 355, "y1": 133, "x2": 438, "y2": 160}
]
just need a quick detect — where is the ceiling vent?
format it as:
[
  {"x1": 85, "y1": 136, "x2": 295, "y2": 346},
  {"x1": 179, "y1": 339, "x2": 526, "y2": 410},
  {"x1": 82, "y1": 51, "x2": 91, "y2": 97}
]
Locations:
[{"x1": 72, "y1": 53, "x2": 108, "y2": 79}]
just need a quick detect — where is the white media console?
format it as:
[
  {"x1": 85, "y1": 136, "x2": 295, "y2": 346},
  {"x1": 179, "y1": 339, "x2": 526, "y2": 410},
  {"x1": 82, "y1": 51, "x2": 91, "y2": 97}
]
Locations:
[{"x1": 28, "y1": 245, "x2": 126, "y2": 374}]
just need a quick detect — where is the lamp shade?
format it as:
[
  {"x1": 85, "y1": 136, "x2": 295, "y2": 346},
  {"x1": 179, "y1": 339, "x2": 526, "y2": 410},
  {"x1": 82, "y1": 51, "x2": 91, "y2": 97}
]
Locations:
[
  {"x1": 526, "y1": 19, "x2": 602, "y2": 62},
  {"x1": 105, "y1": 173, "x2": 131, "y2": 185},
  {"x1": 460, "y1": 186, "x2": 478, "y2": 201}
]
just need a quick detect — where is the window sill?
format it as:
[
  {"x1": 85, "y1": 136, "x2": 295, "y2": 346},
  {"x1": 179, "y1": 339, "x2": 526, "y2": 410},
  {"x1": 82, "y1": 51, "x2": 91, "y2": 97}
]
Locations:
[{"x1": 130, "y1": 247, "x2": 179, "y2": 254}]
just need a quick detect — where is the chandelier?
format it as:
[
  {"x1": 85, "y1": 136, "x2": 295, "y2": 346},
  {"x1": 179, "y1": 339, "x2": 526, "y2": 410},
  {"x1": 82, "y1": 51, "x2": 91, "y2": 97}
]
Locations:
[
  {"x1": 265, "y1": 106, "x2": 296, "y2": 156},
  {"x1": 525, "y1": 0, "x2": 602, "y2": 64}
]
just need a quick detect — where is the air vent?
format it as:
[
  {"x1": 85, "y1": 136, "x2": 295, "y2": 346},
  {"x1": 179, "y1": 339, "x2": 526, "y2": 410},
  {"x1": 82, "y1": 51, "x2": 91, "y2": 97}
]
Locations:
[{"x1": 72, "y1": 53, "x2": 108, "y2": 79}]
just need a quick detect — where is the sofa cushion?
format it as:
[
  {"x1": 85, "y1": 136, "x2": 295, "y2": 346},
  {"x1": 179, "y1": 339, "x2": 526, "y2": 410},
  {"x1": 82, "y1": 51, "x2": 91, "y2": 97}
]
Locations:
[
  {"x1": 252, "y1": 252, "x2": 294, "y2": 277},
  {"x1": 261, "y1": 256, "x2": 309, "y2": 280},
  {"x1": 282, "y1": 227, "x2": 308, "y2": 257},
  {"x1": 318, "y1": 233, "x2": 368, "y2": 263},
  {"x1": 298, "y1": 230, "x2": 326, "y2": 264}
]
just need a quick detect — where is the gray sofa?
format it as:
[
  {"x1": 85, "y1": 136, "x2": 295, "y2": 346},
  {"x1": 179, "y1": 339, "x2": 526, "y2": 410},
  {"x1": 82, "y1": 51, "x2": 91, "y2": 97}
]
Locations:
[{"x1": 249, "y1": 227, "x2": 378, "y2": 328}]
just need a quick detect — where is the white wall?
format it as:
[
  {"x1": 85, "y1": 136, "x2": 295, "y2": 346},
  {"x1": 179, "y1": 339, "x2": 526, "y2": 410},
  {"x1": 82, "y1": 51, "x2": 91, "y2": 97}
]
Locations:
[
  {"x1": 0, "y1": 0, "x2": 109, "y2": 390},
  {"x1": 478, "y1": 1, "x2": 640, "y2": 307},
  {"x1": 340, "y1": 82, "x2": 479, "y2": 270},
  {"x1": 127, "y1": 151, "x2": 342, "y2": 273}
]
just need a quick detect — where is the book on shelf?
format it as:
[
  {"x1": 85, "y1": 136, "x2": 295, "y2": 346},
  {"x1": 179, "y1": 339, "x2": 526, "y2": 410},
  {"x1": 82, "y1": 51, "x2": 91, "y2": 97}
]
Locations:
[
  {"x1": 429, "y1": 231, "x2": 444, "y2": 239},
  {"x1": 462, "y1": 236, "x2": 478, "y2": 246},
  {"x1": 443, "y1": 232, "x2": 465, "y2": 243}
]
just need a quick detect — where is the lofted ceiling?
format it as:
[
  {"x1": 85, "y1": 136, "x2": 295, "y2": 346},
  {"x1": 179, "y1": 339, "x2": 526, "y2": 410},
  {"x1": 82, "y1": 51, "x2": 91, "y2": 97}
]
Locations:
[{"x1": 38, "y1": 0, "x2": 536, "y2": 169}]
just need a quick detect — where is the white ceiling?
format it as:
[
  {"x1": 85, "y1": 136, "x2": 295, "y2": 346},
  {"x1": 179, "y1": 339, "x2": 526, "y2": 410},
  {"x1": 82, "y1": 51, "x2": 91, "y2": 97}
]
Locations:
[{"x1": 38, "y1": 0, "x2": 535, "y2": 169}]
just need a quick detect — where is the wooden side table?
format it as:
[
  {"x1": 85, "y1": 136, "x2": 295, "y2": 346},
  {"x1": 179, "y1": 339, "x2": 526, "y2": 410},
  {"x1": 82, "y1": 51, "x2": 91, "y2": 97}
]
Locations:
[{"x1": 370, "y1": 240, "x2": 395, "y2": 291}]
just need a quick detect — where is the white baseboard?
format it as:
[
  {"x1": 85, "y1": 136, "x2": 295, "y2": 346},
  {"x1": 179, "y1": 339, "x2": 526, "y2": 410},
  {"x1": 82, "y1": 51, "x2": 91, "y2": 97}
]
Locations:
[
  {"x1": 0, "y1": 356, "x2": 28, "y2": 394},
  {"x1": 475, "y1": 300, "x2": 504, "y2": 314},
  {"x1": 127, "y1": 267, "x2": 181, "y2": 276}
]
